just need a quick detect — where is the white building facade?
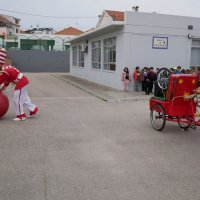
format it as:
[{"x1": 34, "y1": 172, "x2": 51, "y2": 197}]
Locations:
[
  {"x1": 70, "y1": 10, "x2": 200, "y2": 90},
  {"x1": 0, "y1": 14, "x2": 20, "y2": 36}
]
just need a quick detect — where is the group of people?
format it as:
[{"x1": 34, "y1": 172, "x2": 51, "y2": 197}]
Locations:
[
  {"x1": 121, "y1": 66, "x2": 158, "y2": 95},
  {"x1": 121, "y1": 65, "x2": 200, "y2": 94},
  {"x1": 170, "y1": 66, "x2": 200, "y2": 76}
]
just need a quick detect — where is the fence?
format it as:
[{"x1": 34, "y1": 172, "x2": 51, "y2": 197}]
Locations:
[{"x1": 1, "y1": 34, "x2": 71, "y2": 52}]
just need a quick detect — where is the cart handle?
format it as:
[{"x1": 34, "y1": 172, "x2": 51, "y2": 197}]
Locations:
[
  {"x1": 172, "y1": 94, "x2": 195, "y2": 104},
  {"x1": 172, "y1": 96, "x2": 183, "y2": 104}
]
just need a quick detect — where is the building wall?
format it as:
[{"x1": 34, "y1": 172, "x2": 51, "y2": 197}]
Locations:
[
  {"x1": 1, "y1": 15, "x2": 20, "y2": 36},
  {"x1": 0, "y1": 27, "x2": 7, "y2": 35},
  {"x1": 97, "y1": 12, "x2": 113, "y2": 27},
  {"x1": 0, "y1": 26, "x2": 15, "y2": 37},
  {"x1": 123, "y1": 11, "x2": 200, "y2": 69},
  {"x1": 70, "y1": 29, "x2": 125, "y2": 90}
]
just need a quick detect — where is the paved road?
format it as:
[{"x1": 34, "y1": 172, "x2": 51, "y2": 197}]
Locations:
[{"x1": 1, "y1": 73, "x2": 200, "y2": 200}]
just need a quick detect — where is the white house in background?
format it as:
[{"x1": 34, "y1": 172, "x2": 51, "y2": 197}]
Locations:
[
  {"x1": 0, "y1": 14, "x2": 20, "y2": 47},
  {"x1": 0, "y1": 14, "x2": 20, "y2": 37},
  {"x1": 69, "y1": 9, "x2": 200, "y2": 91},
  {"x1": 54, "y1": 27, "x2": 83, "y2": 51}
]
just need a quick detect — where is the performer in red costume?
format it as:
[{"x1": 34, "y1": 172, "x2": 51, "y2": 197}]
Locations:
[{"x1": 0, "y1": 48, "x2": 38, "y2": 121}]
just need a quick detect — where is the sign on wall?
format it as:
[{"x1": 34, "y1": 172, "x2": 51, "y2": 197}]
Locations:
[{"x1": 152, "y1": 37, "x2": 168, "y2": 49}]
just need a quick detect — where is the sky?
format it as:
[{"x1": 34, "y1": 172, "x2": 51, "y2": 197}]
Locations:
[{"x1": 1, "y1": 0, "x2": 200, "y2": 32}]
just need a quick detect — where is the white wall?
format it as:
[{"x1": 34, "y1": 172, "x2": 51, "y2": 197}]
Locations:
[
  {"x1": 0, "y1": 27, "x2": 7, "y2": 35},
  {"x1": 1, "y1": 15, "x2": 20, "y2": 36},
  {"x1": 97, "y1": 11, "x2": 113, "y2": 27},
  {"x1": 122, "y1": 32, "x2": 191, "y2": 67},
  {"x1": 70, "y1": 29, "x2": 125, "y2": 90},
  {"x1": 124, "y1": 11, "x2": 200, "y2": 69}
]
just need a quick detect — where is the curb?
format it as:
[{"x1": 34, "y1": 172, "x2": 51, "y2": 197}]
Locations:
[{"x1": 52, "y1": 74, "x2": 152, "y2": 103}]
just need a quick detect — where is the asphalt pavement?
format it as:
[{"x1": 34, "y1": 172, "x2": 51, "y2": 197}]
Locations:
[
  {"x1": 0, "y1": 73, "x2": 200, "y2": 200},
  {"x1": 52, "y1": 74, "x2": 152, "y2": 102}
]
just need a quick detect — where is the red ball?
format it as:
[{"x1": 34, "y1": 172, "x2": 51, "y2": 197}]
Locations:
[{"x1": 0, "y1": 91, "x2": 9, "y2": 118}]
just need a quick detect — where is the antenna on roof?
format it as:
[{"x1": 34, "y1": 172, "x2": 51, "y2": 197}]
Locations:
[{"x1": 132, "y1": 6, "x2": 139, "y2": 12}]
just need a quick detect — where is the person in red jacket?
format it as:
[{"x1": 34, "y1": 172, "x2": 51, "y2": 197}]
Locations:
[
  {"x1": 0, "y1": 48, "x2": 38, "y2": 121},
  {"x1": 133, "y1": 66, "x2": 142, "y2": 91}
]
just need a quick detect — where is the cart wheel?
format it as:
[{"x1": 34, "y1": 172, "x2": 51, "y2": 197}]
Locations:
[
  {"x1": 177, "y1": 117, "x2": 190, "y2": 130},
  {"x1": 157, "y1": 68, "x2": 171, "y2": 90},
  {"x1": 150, "y1": 104, "x2": 166, "y2": 131}
]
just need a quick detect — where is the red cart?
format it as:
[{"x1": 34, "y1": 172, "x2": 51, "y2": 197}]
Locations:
[{"x1": 150, "y1": 68, "x2": 200, "y2": 131}]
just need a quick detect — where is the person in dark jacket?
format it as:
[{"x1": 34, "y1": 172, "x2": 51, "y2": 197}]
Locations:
[
  {"x1": 144, "y1": 68, "x2": 151, "y2": 95},
  {"x1": 149, "y1": 67, "x2": 157, "y2": 93}
]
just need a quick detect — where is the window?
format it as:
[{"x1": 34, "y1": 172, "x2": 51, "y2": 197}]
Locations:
[
  {"x1": 103, "y1": 37, "x2": 116, "y2": 71},
  {"x1": 16, "y1": 29, "x2": 19, "y2": 33},
  {"x1": 191, "y1": 40, "x2": 200, "y2": 68},
  {"x1": 0, "y1": 22, "x2": 5, "y2": 27},
  {"x1": 192, "y1": 40, "x2": 200, "y2": 47},
  {"x1": 78, "y1": 45, "x2": 84, "y2": 67},
  {"x1": 72, "y1": 46, "x2": 78, "y2": 67},
  {"x1": 92, "y1": 40, "x2": 101, "y2": 69}
]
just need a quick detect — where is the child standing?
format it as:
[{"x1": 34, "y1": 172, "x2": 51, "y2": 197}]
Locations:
[{"x1": 121, "y1": 67, "x2": 130, "y2": 91}]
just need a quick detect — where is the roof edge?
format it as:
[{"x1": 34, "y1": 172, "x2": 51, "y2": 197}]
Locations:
[{"x1": 69, "y1": 21, "x2": 124, "y2": 43}]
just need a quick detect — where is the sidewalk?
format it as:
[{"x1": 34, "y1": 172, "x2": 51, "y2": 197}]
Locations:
[{"x1": 52, "y1": 74, "x2": 152, "y2": 102}]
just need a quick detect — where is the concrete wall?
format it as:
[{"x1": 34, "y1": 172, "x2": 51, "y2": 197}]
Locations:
[{"x1": 7, "y1": 50, "x2": 70, "y2": 72}]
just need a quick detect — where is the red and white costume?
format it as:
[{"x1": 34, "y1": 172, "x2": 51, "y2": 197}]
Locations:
[{"x1": 0, "y1": 65, "x2": 37, "y2": 119}]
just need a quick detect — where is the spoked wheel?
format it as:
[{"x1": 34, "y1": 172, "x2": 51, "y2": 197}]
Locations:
[
  {"x1": 150, "y1": 104, "x2": 166, "y2": 131},
  {"x1": 177, "y1": 117, "x2": 190, "y2": 130},
  {"x1": 157, "y1": 68, "x2": 171, "y2": 90}
]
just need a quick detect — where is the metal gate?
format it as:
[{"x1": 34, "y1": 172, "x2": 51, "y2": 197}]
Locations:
[{"x1": 7, "y1": 50, "x2": 70, "y2": 72}]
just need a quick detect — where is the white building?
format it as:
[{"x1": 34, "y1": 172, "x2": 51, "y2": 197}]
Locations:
[
  {"x1": 70, "y1": 9, "x2": 200, "y2": 90},
  {"x1": 0, "y1": 14, "x2": 20, "y2": 47},
  {"x1": 0, "y1": 14, "x2": 20, "y2": 36},
  {"x1": 54, "y1": 27, "x2": 83, "y2": 51}
]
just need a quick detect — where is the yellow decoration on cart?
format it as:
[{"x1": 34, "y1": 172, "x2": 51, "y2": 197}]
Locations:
[
  {"x1": 192, "y1": 79, "x2": 196, "y2": 84},
  {"x1": 178, "y1": 79, "x2": 184, "y2": 84}
]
